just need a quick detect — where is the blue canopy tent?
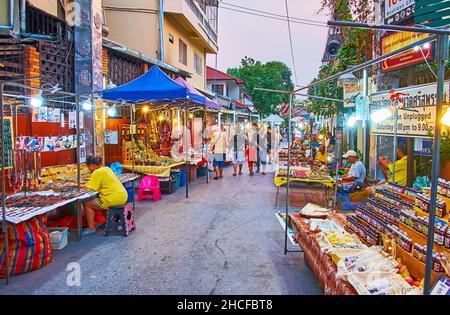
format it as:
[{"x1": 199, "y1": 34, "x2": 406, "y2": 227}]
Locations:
[
  {"x1": 99, "y1": 65, "x2": 215, "y2": 198},
  {"x1": 101, "y1": 65, "x2": 206, "y2": 106}
]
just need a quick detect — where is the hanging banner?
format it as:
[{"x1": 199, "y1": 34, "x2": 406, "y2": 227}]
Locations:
[
  {"x1": 381, "y1": 32, "x2": 432, "y2": 72},
  {"x1": 69, "y1": 111, "x2": 77, "y2": 128}
]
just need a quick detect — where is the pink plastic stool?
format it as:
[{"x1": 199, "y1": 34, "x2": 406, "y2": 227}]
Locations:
[{"x1": 137, "y1": 175, "x2": 161, "y2": 202}]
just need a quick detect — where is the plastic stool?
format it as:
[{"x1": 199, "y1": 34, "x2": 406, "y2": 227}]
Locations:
[
  {"x1": 137, "y1": 175, "x2": 161, "y2": 202},
  {"x1": 104, "y1": 204, "x2": 135, "y2": 237}
]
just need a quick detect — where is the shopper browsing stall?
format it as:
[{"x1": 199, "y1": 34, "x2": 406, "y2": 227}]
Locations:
[{"x1": 82, "y1": 156, "x2": 128, "y2": 236}]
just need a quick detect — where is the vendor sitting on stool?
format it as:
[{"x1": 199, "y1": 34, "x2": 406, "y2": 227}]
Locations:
[
  {"x1": 340, "y1": 150, "x2": 366, "y2": 189},
  {"x1": 82, "y1": 155, "x2": 128, "y2": 236},
  {"x1": 314, "y1": 144, "x2": 331, "y2": 164}
]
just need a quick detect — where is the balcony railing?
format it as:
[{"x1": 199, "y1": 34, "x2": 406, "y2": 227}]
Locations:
[{"x1": 185, "y1": 0, "x2": 218, "y2": 44}]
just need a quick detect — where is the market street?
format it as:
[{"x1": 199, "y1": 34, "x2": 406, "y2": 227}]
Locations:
[{"x1": 0, "y1": 167, "x2": 322, "y2": 295}]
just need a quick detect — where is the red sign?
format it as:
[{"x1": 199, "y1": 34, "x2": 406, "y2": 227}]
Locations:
[
  {"x1": 381, "y1": 47, "x2": 432, "y2": 72},
  {"x1": 381, "y1": 32, "x2": 433, "y2": 72}
]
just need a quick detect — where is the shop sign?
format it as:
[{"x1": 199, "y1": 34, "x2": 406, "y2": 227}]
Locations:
[
  {"x1": 0, "y1": 0, "x2": 13, "y2": 29},
  {"x1": 343, "y1": 79, "x2": 375, "y2": 108},
  {"x1": 370, "y1": 83, "x2": 450, "y2": 137},
  {"x1": 385, "y1": 0, "x2": 416, "y2": 25},
  {"x1": 381, "y1": 32, "x2": 432, "y2": 72}
]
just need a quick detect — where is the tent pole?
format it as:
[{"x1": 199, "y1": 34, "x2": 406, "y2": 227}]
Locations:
[
  {"x1": 76, "y1": 95, "x2": 81, "y2": 189},
  {"x1": 1, "y1": 82, "x2": 10, "y2": 284},
  {"x1": 185, "y1": 106, "x2": 189, "y2": 198},
  {"x1": 284, "y1": 93, "x2": 292, "y2": 255},
  {"x1": 130, "y1": 104, "x2": 135, "y2": 175},
  {"x1": 91, "y1": 94, "x2": 96, "y2": 156},
  {"x1": 391, "y1": 110, "x2": 398, "y2": 182},
  {"x1": 204, "y1": 108, "x2": 209, "y2": 184}
]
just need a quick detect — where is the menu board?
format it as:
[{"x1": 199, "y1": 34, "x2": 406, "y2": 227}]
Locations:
[{"x1": 0, "y1": 117, "x2": 13, "y2": 169}]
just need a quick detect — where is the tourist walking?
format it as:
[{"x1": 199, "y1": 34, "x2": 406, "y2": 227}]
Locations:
[
  {"x1": 231, "y1": 124, "x2": 246, "y2": 176},
  {"x1": 247, "y1": 122, "x2": 259, "y2": 176},
  {"x1": 210, "y1": 124, "x2": 228, "y2": 180}
]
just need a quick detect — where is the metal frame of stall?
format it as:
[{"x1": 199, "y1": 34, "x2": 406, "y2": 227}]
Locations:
[
  {"x1": 0, "y1": 81, "x2": 89, "y2": 284},
  {"x1": 94, "y1": 98, "x2": 216, "y2": 198},
  {"x1": 256, "y1": 22, "x2": 449, "y2": 295}
]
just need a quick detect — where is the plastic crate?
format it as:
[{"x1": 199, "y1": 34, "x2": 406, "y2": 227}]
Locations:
[
  {"x1": 159, "y1": 176, "x2": 176, "y2": 194},
  {"x1": 179, "y1": 169, "x2": 186, "y2": 187},
  {"x1": 170, "y1": 170, "x2": 181, "y2": 190},
  {"x1": 48, "y1": 227, "x2": 69, "y2": 250},
  {"x1": 196, "y1": 166, "x2": 207, "y2": 177},
  {"x1": 123, "y1": 182, "x2": 134, "y2": 203}
]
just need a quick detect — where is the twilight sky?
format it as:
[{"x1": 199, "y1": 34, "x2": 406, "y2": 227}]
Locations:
[{"x1": 206, "y1": 0, "x2": 330, "y2": 87}]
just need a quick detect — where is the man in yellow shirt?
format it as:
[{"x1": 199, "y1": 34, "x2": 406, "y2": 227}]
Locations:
[
  {"x1": 378, "y1": 142, "x2": 408, "y2": 186},
  {"x1": 315, "y1": 145, "x2": 331, "y2": 164},
  {"x1": 82, "y1": 156, "x2": 128, "y2": 236}
]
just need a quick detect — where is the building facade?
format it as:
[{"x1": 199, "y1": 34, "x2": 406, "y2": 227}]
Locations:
[{"x1": 102, "y1": 0, "x2": 218, "y2": 90}]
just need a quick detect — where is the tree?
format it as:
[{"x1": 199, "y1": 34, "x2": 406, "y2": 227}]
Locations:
[{"x1": 227, "y1": 57, "x2": 294, "y2": 116}]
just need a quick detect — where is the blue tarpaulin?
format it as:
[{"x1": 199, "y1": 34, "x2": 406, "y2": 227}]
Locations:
[{"x1": 100, "y1": 65, "x2": 206, "y2": 105}]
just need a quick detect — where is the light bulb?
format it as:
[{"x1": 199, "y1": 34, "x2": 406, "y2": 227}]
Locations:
[
  {"x1": 142, "y1": 106, "x2": 149, "y2": 113},
  {"x1": 173, "y1": 118, "x2": 178, "y2": 123},
  {"x1": 423, "y1": 43, "x2": 431, "y2": 49},
  {"x1": 30, "y1": 92, "x2": 43, "y2": 108},
  {"x1": 158, "y1": 115, "x2": 164, "y2": 121},
  {"x1": 108, "y1": 106, "x2": 116, "y2": 117},
  {"x1": 371, "y1": 108, "x2": 393, "y2": 123},
  {"x1": 82, "y1": 100, "x2": 92, "y2": 111},
  {"x1": 413, "y1": 46, "x2": 420, "y2": 52},
  {"x1": 318, "y1": 134, "x2": 324, "y2": 140},
  {"x1": 347, "y1": 116, "x2": 357, "y2": 127},
  {"x1": 442, "y1": 108, "x2": 450, "y2": 127},
  {"x1": 189, "y1": 113, "x2": 194, "y2": 119}
]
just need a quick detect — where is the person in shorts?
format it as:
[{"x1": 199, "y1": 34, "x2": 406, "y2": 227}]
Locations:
[
  {"x1": 211, "y1": 125, "x2": 228, "y2": 180},
  {"x1": 231, "y1": 124, "x2": 246, "y2": 176},
  {"x1": 82, "y1": 156, "x2": 128, "y2": 236}
]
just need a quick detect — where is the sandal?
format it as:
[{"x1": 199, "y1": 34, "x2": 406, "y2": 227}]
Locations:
[
  {"x1": 233, "y1": 173, "x2": 237, "y2": 176},
  {"x1": 213, "y1": 176, "x2": 220, "y2": 180},
  {"x1": 82, "y1": 227, "x2": 96, "y2": 237}
]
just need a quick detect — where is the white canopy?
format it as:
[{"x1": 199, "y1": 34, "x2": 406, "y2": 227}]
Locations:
[{"x1": 262, "y1": 114, "x2": 284, "y2": 124}]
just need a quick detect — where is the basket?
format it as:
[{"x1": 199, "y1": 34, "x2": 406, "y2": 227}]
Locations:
[
  {"x1": 179, "y1": 169, "x2": 186, "y2": 187},
  {"x1": 289, "y1": 191, "x2": 328, "y2": 208},
  {"x1": 48, "y1": 227, "x2": 69, "y2": 250},
  {"x1": 196, "y1": 165, "x2": 207, "y2": 177}
]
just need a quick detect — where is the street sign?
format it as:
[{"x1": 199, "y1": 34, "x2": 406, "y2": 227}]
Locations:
[{"x1": 385, "y1": 0, "x2": 416, "y2": 25}]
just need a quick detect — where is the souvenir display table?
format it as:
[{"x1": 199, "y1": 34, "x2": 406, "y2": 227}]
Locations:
[
  {"x1": 123, "y1": 162, "x2": 185, "y2": 177},
  {"x1": 289, "y1": 210, "x2": 424, "y2": 295}
]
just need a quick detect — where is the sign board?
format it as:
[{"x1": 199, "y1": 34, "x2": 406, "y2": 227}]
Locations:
[
  {"x1": 0, "y1": 0, "x2": 13, "y2": 29},
  {"x1": 385, "y1": 0, "x2": 416, "y2": 25},
  {"x1": 381, "y1": 32, "x2": 432, "y2": 72},
  {"x1": 414, "y1": 138, "x2": 433, "y2": 156},
  {"x1": 355, "y1": 96, "x2": 370, "y2": 121},
  {"x1": 343, "y1": 78, "x2": 375, "y2": 108},
  {"x1": 370, "y1": 82, "x2": 450, "y2": 137}
]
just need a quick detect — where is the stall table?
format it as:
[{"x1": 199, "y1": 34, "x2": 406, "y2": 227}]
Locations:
[
  {"x1": 123, "y1": 162, "x2": 185, "y2": 177},
  {"x1": 288, "y1": 212, "x2": 358, "y2": 295}
]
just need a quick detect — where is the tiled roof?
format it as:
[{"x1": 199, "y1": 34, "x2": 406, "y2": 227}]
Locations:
[{"x1": 207, "y1": 66, "x2": 244, "y2": 84}]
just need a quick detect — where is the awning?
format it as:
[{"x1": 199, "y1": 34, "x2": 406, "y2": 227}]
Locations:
[
  {"x1": 100, "y1": 66, "x2": 205, "y2": 105},
  {"x1": 175, "y1": 77, "x2": 221, "y2": 110}
]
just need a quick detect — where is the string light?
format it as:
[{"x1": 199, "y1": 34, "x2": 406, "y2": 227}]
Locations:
[{"x1": 142, "y1": 106, "x2": 149, "y2": 113}]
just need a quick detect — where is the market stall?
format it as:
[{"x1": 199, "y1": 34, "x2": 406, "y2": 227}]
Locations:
[{"x1": 99, "y1": 66, "x2": 220, "y2": 198}]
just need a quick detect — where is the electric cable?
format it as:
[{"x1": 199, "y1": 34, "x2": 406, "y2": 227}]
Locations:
[{"x1": 284, "y1": 0, "x2": 299, "y2": 84}]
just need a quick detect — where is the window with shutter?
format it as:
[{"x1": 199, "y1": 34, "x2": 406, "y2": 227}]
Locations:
[{"x1": 179, "y1": 39, "x2": 188, "y2": 66}]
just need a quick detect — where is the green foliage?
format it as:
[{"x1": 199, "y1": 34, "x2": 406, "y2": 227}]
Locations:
[
  {"x1": 227, "y1": 57, "x2": 294, "y2": 116},
  {"x1": 440, "y1": 130, "x2": 450, "y2": 164}
]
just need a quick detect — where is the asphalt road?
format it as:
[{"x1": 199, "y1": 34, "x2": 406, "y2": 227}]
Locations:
[{"x1": 0, "y1": 166, "x2": 322, "y2": 295}]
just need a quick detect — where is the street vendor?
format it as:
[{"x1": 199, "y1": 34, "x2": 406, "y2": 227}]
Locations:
[
  {"x1": 82, "y1": 155, "x2": 128, "y2": 236},
  {"x1": 340, "y1": 150, "x2": 366, "y2": 185},
  {"x1": 314, "y1": 144, "x2": 331, "y2": 164},
  {"x1": 378, "y1": 142, "x2": 408, "y2": 186}
]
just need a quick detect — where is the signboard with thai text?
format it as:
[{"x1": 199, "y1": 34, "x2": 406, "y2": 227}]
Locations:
[
  {"x1": 385, "y1": 0, "x2": 416, "y2": 25},
  {"x1": 370, "y1": 82, "x2": 449, "y2": 137},
  {"x1": 381, "y1": 31, "x2": 432, "y2": 72}
]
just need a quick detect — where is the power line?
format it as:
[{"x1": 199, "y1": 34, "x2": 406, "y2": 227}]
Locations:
[
  {"x1": 218, "y1": 6, "x2": 328, "y2": 28},
  {"x1": 220, "y1": 1, "x2": 327, "y2": 25},
  {"x1": 284, "y1": 0, "x2": 299, "y2": 85}
]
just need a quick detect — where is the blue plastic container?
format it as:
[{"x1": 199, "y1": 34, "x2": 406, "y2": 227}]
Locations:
[
  {"x1": 170, "y1": 170, "x2": 181, "y2": 190},
  {"x1": 123, "y1": 182, "x2": 134, "y2": 203},
  {"x1": 179, "y1": 169, "x2": 187, "y2": 187}
]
